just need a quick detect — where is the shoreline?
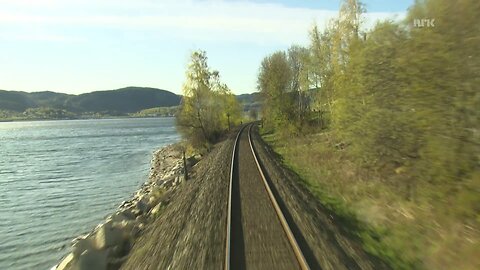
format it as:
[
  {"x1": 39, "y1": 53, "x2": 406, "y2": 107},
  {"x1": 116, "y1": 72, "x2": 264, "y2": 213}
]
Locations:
[
  {"x1": 0, "y1": 116, "x2": 175, "y2": 123},
  {"x1": 53, "y1": 143, "x2": 199, "y2": 270}
]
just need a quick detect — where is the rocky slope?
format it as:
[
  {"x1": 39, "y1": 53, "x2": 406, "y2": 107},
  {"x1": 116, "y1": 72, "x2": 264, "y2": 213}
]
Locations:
[{"x1": 54, "y1": 144, "x2": 198, "y2": 270}]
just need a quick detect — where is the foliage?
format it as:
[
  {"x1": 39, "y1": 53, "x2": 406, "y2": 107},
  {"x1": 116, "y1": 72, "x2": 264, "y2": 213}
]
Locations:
[
  {"x1": 257, "y1": 50, "x2": 299, "y2": 134},
  {"x1": 23, "y1": 107, "x2": 77, "y2": 119},
  {"x1": 0, "y1": 109, "x2": 22, "y2": 121},
  {"x1": 176, "y1": 50, "x2": 242, "y2": 149},
  {"x1": 258, "y1": 0, "x2": 480, "y2": 268},
  {"x1": 248, "y1": 108, "x2": 258, "y2": 120},
  {"x1": 131, "y1": 106, "x2": 178, "y2": 117},
  {"x1": 236, "y1": 92, "x2": 261, "y2": 104}
]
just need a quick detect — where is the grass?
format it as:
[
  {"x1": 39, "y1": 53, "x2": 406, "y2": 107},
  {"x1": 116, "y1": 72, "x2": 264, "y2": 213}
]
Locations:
[{"x1": 261, "y1": 129, "x2": 480, "y2": 270}]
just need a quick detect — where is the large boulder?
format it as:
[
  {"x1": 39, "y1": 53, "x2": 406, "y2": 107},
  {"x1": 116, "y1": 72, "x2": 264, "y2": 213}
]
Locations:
[
  {"x1": 72, "y1": 236, "x2": 95, "y2": 258},
  {"x1": 94, "y1": 221, "x2": 123, "y2": 250},
  {"x1": 106, "y1": 240, "x2": 132, "y2": 259},
  {"x1": 113, "y1": 220, "x2": 138, "y2": 240},
  {"x1": 135, "y1": 197, "x2": 151, "y2": 214},
  {"x1": 77, "y1": 249, "x2": 107, "y2": 270},
  {"x1": 110, "y1": 211, "x2": 134, "y2": 224},
  {"x1": 56, "y1": 253, "x2": 74, "y2": 270}
]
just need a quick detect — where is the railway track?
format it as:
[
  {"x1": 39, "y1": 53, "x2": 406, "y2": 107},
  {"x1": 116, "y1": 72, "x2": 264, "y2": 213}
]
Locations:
[{"x1": 224, "y1": 123, "x2": 310, "y2": 270}]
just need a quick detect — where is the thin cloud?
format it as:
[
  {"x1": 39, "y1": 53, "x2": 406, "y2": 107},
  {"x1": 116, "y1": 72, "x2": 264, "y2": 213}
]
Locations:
[
  {"x1": 0, "y1": 33, "x2": 86, "y2": 43},
  {"x1": 0, "y1": 0, "x2": 404, "y2": 45}
]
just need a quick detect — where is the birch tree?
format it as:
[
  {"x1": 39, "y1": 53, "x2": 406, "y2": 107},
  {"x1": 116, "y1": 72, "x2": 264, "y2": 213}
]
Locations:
[{"x1": 177, "y1": 50, "x2": 242, "y2": 148}]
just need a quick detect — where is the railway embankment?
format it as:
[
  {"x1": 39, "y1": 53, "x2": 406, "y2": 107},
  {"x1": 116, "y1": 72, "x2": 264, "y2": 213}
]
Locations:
[
  {"x1": 121, "y1": 125, "x2": 385, "y2": 270},
  {"x1": 120, "y1": 132, "x2": 236, "y2": 269},
  {"x1": 55, "y1": 124, "x2": 388, "y2": 270}
]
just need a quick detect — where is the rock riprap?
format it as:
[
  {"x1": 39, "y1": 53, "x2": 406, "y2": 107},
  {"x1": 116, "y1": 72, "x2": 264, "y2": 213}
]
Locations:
[{"x1": 54, "y1": 144, "x2": 199, "y2": 270}]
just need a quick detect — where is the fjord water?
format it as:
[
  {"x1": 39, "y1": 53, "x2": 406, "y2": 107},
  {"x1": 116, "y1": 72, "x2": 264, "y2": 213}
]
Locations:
[{"x1": 0, "y1": 118, "x2": 179, "y2": 270}]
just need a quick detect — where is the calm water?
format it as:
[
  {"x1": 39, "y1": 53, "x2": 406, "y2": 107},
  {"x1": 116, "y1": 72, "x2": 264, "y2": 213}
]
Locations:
[{"x1": 0, "y1": 118, "x2": 179, "y2": 270}]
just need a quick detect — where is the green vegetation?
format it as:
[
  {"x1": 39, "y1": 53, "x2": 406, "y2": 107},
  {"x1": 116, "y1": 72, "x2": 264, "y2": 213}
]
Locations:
[
  {"x1": 236, "y1": 92, "x2": 261, "y2": 104},
  {"x1": 0, "y1": 110, "x2": 22, "y2": 121},
  {"x1": 177, "y1": 50, "x2": 242, "y2": 150},
  {"x1": 130, "y1": 106, "x2": 178, "y2": 118},
  {"x1": 0, "y1": 106, "x2": 177, "y2": 122},
  {"x1": 237, "y1": 92, "x2": 262, "y2": 119},
  {"x1": 258, "y1": 0, "x2": 479, "y2": 269},
  {"x1": 23, "y1": 107, "x2": 77, "y2": 120},
  {"x1": 0, "y1": 107, "x2": 77, "y2": 121}
]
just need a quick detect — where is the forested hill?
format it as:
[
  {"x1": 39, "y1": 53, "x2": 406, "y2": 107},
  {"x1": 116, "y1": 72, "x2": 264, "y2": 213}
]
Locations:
[
  {"x1": 0, "y1": 87, "x2": 181, "y2": 114},
  {"x1": 236, "y1": 92, "x2": 261, "y2": 104}
]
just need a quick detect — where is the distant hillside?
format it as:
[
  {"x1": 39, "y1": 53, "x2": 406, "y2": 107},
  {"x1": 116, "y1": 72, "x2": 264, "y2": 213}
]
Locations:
[
  {"x1": 0, "y1": 90, "x2": 41, "y2": 112},
  {"x1": 0, "y1": 87, "x2": 181, "y2": 114},
  {"x1": 236, "y1": 92, "x2": 262, "y2": 114},
  {"x1": 236, "y1": 92, "x2": 261, "y2": 104},
  {"x1": 65, "y1": 87, "x2": 180, "y2": 113},
  {"x1": 0, "y1": 87, "x2": 262, "y2": 121}
]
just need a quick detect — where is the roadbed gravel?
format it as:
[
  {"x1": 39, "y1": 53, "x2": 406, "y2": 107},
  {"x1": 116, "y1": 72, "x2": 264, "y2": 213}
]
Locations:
[
  {"x1": 230, "y1": 127, "x2": 299, "y2": 270},
  {"x1": 121, "y1": 133, "x2": 235, "y2": 270}
]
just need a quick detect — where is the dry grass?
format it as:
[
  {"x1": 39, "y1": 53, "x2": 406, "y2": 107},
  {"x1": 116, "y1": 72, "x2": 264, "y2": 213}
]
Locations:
[{"x1": 262, "y1": 130, "x2": 480, "y2": 270}]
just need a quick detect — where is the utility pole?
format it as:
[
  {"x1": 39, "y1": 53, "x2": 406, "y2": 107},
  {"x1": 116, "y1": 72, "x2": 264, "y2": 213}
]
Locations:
[{"x1": 227, "y1": 112, "x2": 231, "y2": 131}]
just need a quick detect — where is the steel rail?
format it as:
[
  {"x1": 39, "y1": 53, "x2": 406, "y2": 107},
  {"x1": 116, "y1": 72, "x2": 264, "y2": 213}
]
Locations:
[
  {"x1": 224, "y1": 123, "x2": 310, "y2": 270},
  {"x1": 247, "y1": 124, "x2": 310, "y2": 270},
  {"x1": 224, "y1": 124, "x2": 246, "y2": 270}
]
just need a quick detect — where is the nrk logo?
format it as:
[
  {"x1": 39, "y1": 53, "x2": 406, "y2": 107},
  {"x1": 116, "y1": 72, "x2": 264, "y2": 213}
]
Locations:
[{"x1": 413, "y1": 18, "x2": 436, "y2": 28}]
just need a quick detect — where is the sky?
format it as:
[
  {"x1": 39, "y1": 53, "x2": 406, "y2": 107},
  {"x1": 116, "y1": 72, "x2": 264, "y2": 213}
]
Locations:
[{"x1": 0, "y1": 0, "x2": 414, "y2": 95}]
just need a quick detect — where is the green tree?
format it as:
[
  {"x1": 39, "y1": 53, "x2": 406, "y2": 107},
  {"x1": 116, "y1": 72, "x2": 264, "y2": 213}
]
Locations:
[
  {"x1": 212, "y1": 74, "x2": 242, "y2": 131},
  {"x1": 330, "y1": 0, "x2": 366, "y2": 127},
  {"x1": 309, "y1": 22, "x2": 336, "y2": 128},
  {"x1": 399, "y1": 0, "x2": 479, "y2": 188},
  {"x1": 257, "y1": 0, "x2": 480, "y2": 267},
  {"x1": 257, "y1": 51, "x2": 297, "y2": 133},
  {"x1": 249, "y1": 108, "x2": 258, "y2": 120},
  {"x1": 287, "y1": 45, "x2": 311, "y2": 126},
  {"x1": 177, "y1": 50, "x2": 242, "y2": 148}
]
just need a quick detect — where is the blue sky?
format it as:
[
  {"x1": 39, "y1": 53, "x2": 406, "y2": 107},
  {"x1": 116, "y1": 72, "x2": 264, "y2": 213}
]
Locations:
[
  {"x1": 0, "y1": 0, "x2": 414, "y2": 95},
  {"x1": 246, "y1": 0, "x2": 412, "y2": 12}
]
